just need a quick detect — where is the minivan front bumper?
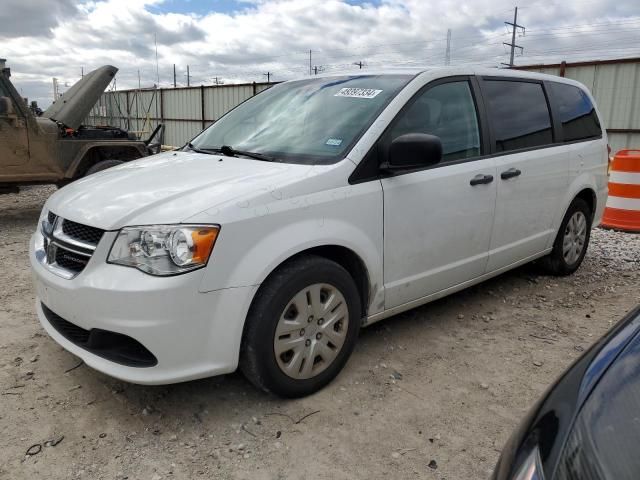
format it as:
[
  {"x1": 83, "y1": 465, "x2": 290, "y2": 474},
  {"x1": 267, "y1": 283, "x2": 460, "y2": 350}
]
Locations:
[{"x1": 30, "y1": 231, "x2": 257, "y2": 385}]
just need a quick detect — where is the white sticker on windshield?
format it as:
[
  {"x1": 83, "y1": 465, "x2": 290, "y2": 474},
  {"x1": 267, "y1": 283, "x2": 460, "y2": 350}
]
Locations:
[
  {"x1": 326, "y1": 138, "x2": 343, "y2": 146},
  {"x1": 334, "y1": 87, "x2": 382, "y2": 99}
]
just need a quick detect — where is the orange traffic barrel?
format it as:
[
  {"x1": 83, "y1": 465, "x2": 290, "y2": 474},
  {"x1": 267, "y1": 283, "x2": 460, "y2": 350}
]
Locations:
[{"x1": 601, "y1": 150, "x2": 640, "y2": 232}]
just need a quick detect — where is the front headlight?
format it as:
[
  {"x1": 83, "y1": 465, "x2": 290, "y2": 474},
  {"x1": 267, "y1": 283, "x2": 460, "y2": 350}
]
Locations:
[{"x1": 108, "y1": 224, "x2": 219, "y2": 276}]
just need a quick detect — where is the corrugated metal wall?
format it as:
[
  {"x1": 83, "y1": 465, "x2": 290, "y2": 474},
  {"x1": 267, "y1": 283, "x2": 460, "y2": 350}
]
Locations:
[
  {"x1": 87, "y1": 82, "x2": 274, "y2": 147},
  {"x1": 517, "y1": 58, "x2": 640, "y2": 154}
]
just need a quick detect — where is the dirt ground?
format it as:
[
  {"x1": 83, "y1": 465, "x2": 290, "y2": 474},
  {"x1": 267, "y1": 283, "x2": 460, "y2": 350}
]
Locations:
[{"x1": 1, "y1": 186, "x2": 638, "y2": 480}]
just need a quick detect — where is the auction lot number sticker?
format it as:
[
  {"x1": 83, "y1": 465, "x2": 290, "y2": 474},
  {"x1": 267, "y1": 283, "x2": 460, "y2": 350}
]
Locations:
[{"x1": 334, "y1": 88, "x2": 382, "y2": 99}]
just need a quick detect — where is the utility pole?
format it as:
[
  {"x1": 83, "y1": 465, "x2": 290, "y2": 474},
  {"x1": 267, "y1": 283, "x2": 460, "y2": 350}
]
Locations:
[
  {"x1": 502, "y1": 7, "x2": 525, "y2": 67},
  {"x1": 353, "y1": 61, "x2": 365, "y2": 69},
  {"x1": 52, "y1": 78, "x2": 59, "y2": 101},
  {"x1": 186, "y1": 65, "x2": 190, "y2": 87},
  {"x1": 81, "y1": 66, "x2": 84, "y2": 78},
  {"x1": 212, "y1": 76, "x2": 224, "y2": 85},
  {"x1": 173, "y1": 64, "x2": 176, "y2": 88},
  {"x1": 263, "y1": 72, "x2": 272, "y2": 82},
  {"x1": 313, "y1": 66, "x2": 324, "y2": 75},
  {"x1": 154, "y1": 33, "x2": 160, "y2": 88},
  {"x1": 136, "y1": 69, "x2": 141, "y2": 135},
  {"x1": 309, "y1": 50, "x2": 312, "y2": 76},
  {"x1": 445, "y1": 29, "x2": 451, "y2": 66}
]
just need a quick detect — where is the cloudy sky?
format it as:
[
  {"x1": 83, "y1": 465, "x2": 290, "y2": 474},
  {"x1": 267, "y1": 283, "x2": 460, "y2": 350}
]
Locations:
[{"x1": 2, "y1": 0, "x2": 639, "y2": 108}]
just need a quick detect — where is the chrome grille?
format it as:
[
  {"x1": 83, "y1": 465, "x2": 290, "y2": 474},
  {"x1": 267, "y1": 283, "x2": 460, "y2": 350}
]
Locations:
[{"x1": 37, "y1": 213, "x2": 102, "y2": 279}]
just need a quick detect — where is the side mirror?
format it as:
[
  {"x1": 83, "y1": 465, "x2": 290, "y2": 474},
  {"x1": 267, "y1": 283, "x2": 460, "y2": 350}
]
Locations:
[{"x1": 385, "y1": 133, "x2": 443, "y2": 171}]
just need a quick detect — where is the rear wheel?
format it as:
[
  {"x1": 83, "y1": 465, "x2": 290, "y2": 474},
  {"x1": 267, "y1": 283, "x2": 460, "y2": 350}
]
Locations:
[
  {"x1": 85, "y1": 159, "x2": 125, "y2": 176},
  {"x1": 240, "y1": 255, "x2": 361, "y2": 397},
  {"x1": 541, "y1": 197, "x2": 592, "y2": 275}
]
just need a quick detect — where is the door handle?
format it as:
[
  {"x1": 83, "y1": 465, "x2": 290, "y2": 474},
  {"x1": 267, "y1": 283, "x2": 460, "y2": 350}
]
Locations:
[
  {"x1": 470, "y1": 174, "x2": 494, "y2": 186},
  {"x1": 500, "y1": 168, "x2": 522, "y2": 180}
]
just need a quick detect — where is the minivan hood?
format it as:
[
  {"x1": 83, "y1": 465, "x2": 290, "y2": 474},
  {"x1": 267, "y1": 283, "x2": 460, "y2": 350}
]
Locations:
[
  {"x1": 46, "y1": 151, "x2": 324, "y2": 230},
  {"x1": 43, "y1": 65, "x2": 117, "y2": 130}
]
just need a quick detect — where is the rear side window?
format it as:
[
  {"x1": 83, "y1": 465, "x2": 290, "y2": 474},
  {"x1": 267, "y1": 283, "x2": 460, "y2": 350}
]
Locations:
[
  {"x1": 482, "y1": 80, "x2": 553, "y2": 152},
  {"x1": 547, "y1": 82, "x2": 602, "y2": 142}
]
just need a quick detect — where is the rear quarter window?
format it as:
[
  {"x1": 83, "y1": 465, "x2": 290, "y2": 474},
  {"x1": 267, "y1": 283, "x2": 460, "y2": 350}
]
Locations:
[
  {"x1": 547, "y1": 82, "x2": 602, "y2": 142},
  {"x1": 482, "y1": 80, "x2": 554, "y2": 153}
]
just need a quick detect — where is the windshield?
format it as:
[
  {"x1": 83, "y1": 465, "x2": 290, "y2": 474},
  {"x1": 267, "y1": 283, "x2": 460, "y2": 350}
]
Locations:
[{"x1": 189, "y1": 74, "x2": 413, "y2": 164}]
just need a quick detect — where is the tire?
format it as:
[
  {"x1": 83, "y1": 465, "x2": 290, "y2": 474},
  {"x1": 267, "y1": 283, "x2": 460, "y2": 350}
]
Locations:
[
  {"x1": 541, "y1": 197, "x2": 592, "y2": 276},
  {"x1": 240, "y1": 255, "x2": 361, "y2": 398},
  {"x1": 84, "y1": 159, "x2": 125, "y2": 176}
]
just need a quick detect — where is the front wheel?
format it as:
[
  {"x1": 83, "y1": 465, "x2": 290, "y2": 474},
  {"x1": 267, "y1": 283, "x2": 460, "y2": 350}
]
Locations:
[
  {"x1": 541, "y1": 197, "x2": 592, "y2": 276},
  {"x1": 240, "y1": 255, "x2": 361, "y2": 397}
]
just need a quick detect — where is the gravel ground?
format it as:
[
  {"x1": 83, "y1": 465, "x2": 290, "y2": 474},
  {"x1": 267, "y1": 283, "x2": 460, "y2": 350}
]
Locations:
[{"x1": 1, "y1": 186, "x2": 639, "y2": 480}]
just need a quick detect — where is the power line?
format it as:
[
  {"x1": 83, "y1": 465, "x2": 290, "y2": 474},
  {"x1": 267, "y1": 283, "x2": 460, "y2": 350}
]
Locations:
[
  {"x1": 90, "y1": 15, "x2": 640, "y2": 90},
  {"x1": 522, "y1": 18, "x2": 640, "y2": 34},
  {"x1": 521, "y1": 26, "x2": 640, "y2": 39},
  {"x1": 178, "y1": 19, "x2": 637, "y2": 71}
]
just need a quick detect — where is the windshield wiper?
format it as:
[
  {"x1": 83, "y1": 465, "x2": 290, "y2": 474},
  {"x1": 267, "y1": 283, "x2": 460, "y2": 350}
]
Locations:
[
  {"x1": 185, "y1": 142, "x2": 215, "y2": 154},
  {"x1": 205, "y1": 145, "x2": 279, "y2": 162}
]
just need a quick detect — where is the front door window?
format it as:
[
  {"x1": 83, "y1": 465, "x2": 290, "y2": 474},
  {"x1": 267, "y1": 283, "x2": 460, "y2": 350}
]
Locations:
[{"x1": 387, "y1": 81, "x2": 481, "y2": 162}]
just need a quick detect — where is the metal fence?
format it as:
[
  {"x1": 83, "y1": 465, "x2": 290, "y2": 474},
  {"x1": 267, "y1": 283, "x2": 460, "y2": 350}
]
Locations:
[
  {"x1": 516, "y1": 57, "x2": 640, "y2": 154},
  {"x1": 87, "y1": 82, "x2": 274, "y2": 147}
]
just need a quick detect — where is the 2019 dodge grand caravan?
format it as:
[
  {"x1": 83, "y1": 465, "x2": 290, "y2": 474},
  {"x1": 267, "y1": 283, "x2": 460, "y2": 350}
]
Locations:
[{"x1": 30, "y1": 67, "x2": 608, "y2": 397}]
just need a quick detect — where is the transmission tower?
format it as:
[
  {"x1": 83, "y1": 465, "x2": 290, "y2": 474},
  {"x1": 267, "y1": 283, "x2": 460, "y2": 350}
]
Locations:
[
  {"x1": 502, "y1": 7, "x2": 525, "y2": 67},
  {"x1": 445, "y1": 29, "x2": 451, "y2": 66}
]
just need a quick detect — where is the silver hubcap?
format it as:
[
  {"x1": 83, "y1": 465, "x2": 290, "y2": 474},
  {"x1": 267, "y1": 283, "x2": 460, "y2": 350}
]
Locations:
[
  {"x1": 274, "y1": 283, "x2": 349, "y2": 380},
  {"x1": 563, "y1": 211, "x2": 587, "y2": 264}
]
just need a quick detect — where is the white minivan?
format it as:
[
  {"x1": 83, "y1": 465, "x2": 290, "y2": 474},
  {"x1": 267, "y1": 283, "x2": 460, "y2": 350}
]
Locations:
[{"x1": 30, "y1": 67, "x2": 608, "y2": 397}]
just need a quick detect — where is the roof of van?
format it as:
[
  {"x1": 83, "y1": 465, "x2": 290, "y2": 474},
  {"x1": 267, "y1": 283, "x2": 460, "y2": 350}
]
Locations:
[{"x1": 312, "y1": 66, "x2": 582, "y2": 85}]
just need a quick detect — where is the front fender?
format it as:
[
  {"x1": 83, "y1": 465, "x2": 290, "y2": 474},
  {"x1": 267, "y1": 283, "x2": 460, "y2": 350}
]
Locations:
[
  {"x1": 196, "y1": 181, "x2": 385, "y2": 315},
  {"x1": 65, "y1": 141, "x2": 148, "y2": 178}
]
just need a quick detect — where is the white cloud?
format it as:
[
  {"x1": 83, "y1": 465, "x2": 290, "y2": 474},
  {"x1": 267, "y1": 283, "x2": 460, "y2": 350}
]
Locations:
[{"x1": 2, "y1": 0, "x2": 639, "y2": 108}]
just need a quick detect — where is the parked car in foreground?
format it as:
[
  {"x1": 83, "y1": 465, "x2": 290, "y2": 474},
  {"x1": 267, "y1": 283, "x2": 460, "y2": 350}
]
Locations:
[
  {"x1": 0, "y1": 60, "x2": 159, "y2": 194},
  {"x1": 30, "y1": 67, "x2": 608, "y2": 397},
  {"x1": 493, "y1": 305, "x2": 640, "y2": 480}
]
